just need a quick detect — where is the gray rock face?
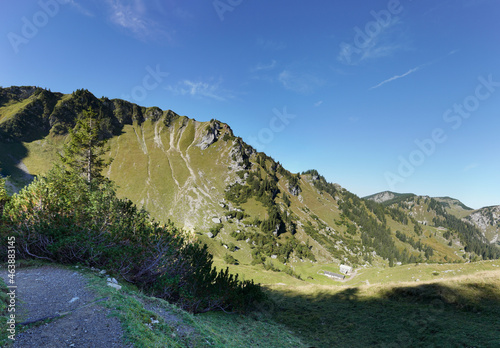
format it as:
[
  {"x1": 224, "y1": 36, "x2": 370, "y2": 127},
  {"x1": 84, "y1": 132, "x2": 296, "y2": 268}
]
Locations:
[
  {"x1": 289, "y1": 184, "x2": 301, "y2": 196},
  {"x1": 371, "y1": 191, "x2": 396, "y2": 203},
  {"x1": 466, "y1": 206, "x2": 500, "y2": 228},
  {"x1": 272, "y1": 223, "x2": 281, "y2": 236},
  {"x1": 144, "y1": 107, "x2": 163, "y2": 122},
  {"x1": 198, "y1": 122, "x2": 221, "y2": 150},
  {"x1": 465, "y1": 205, "x2": 500, "y2": 242},
  {"x1": 229, "y1": 139, "x2": 255, "y2": 169},
  {"x1": 1, "y1": 86, "x2": 38, "y2": 100}
]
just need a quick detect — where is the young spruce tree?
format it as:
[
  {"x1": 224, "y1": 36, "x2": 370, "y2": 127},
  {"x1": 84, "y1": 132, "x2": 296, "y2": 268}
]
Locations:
[
  {"x1": 60, "y1": 107, "x2": 112, "y2": 185},
  {"x1": 0, "y1": 175, "x2": 8, "y2": 215}
]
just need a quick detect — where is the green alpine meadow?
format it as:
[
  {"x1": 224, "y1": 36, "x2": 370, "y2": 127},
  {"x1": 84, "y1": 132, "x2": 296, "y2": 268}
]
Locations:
[{"x1": 1, "y1": 86, "x2": 499, "y2": 347}]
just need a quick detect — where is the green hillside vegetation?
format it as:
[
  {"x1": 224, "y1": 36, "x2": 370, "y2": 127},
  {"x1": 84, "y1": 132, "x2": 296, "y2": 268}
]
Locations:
[
  {"x1": 0, "y1": 98, "x2": 33, "y2": 125},
  {"x1": 374, "y1": 194, "x2": 499, "y2": 260},
  {"x1": 434, "y1": 196, "x2": 474, "y2": 216},
  {"x1": 2, "y1": 86, "x2": 500, "y2": 346},
  {"x1": 0, "y1": 113, "x2": 263, "y2": 314},
  {"x1": 0, "y1": 261, "x2": 305, "y2": 348},
  {"x1": 1, "y1": 86, "x2": 499, "y2": 285}
]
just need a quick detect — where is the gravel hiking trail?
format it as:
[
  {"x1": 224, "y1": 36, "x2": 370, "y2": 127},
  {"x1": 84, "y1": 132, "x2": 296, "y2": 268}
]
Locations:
[{"x1": 1, "y1": 265, "x2": 132, "y2": 347}]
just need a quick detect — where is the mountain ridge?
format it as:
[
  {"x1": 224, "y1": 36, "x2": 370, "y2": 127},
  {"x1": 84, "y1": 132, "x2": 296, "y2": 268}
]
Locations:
[
  {"x1": 1, "y1": 86, "x2": 499, "y2": 282},
  {"x1": 365, "y1": 190, "x2": 499, "y2": 245}
]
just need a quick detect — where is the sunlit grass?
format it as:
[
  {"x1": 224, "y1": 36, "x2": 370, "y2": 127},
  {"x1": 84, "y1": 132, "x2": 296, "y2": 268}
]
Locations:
[{"x1": 0, "y1": 98, "x2": 32, "y2": 124}]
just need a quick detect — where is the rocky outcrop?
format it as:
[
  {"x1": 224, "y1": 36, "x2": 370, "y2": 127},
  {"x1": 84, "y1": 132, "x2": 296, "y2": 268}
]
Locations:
[
  {"x1": 0, "y1": 86, "x2": 38, "y2": 104},
  {"x1": 272, "y1": 223, "x2": 283, "y2": 236},
  {"x1": 229, "y1": 138, "x2": 254, "y2": 170},
  {"x1": 288, "y1": 183, "x2": 301, "y2": 196},
  {"x1": 369, "y1": 191, "x2": 397, "y2": 203},
  {"x1": 144, "y1": 107, "x2": 163, "y2": 122},
  {"x1": 197, "y1": 121, "x2": 221, "y2": 150},
  {"x1": 465, "y1": 206, "x2": 500, "y2": 242}
]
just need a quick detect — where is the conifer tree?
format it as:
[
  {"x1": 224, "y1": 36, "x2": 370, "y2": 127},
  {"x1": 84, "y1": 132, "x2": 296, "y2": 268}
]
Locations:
[
  {"x1": 60, "y1": 107, "x2": 112, "y2": 185},
  {"x1": 0, "y1": 175, "x2": 8, "y2": 215}
]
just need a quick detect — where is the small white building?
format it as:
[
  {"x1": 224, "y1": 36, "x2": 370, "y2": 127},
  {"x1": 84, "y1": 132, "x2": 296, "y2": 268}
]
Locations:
[
  {"x1": 339, "y1": 264, "x2": 352, "y2": 275},
  {"x1": 323, "y1": 271, "x2": 345, "y2": 280}
]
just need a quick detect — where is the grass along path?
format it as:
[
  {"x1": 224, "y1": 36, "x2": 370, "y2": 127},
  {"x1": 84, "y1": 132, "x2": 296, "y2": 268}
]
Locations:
[
  {"x1": 0, "y1": 262, "x2": 307, "y2": 347},
  {"x1": 2, "y1": 259, "x2": 499, "y2": 347}
]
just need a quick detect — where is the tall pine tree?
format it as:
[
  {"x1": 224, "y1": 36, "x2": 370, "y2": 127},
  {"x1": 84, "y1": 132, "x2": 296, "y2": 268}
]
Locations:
[{"x1": 60, "y1": 107, "x2": 112, "y2": 185}]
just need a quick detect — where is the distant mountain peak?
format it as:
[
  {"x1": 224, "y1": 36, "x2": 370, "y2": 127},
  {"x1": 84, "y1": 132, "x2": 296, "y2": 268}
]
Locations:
[{"x1": 363, "y1": 191, "x2": 414, "y2": 204}]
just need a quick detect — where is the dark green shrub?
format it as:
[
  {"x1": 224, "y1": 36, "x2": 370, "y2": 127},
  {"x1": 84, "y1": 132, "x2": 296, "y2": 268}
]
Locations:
[
  {"x1": 1, "y1": 166, "x2": 263, "y2": 313},
  {"x1": 223, "y1": 253, "x2": 237, "y2": 265},
  {"x1": 209, "y1": 223, "x2": 223, "y2": 237}
]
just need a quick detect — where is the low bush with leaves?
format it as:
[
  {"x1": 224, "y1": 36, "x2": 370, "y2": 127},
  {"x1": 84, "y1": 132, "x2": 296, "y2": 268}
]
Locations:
[
  {"x1": 0, "y1": 167, "x2": 263, "y2": 313},
  {"x1": 223, "y1": 253, "x2": 237, "y2": 265}
]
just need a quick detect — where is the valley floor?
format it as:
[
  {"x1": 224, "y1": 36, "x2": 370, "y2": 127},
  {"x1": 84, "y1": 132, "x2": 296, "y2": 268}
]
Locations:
[
  {"x1": 214, "y1": 259, "x2": 500, "y2": 347},
  {"x1": 267, "y1": 269, "x2": 500, "y2": 347},
  {"x1": 2, "y1": 261, "x2": 500, "y2": 347}
]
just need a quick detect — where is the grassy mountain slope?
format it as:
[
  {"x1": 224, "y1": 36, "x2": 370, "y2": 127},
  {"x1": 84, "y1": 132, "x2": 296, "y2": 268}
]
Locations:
[
  {"x1": 366, "y1": 191, "x2": 500, "y2": 247},
  {"x1": 433, "y1": 196, "x2": 474, "y2": 217},
  {"x1": 1, "y1": 86, "x2": 499, "y2": 283}
]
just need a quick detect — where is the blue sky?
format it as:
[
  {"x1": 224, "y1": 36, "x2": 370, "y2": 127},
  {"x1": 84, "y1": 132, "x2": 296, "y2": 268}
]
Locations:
[{"x1": 1, "y1": 0, "x2": 500, "y2": 208}]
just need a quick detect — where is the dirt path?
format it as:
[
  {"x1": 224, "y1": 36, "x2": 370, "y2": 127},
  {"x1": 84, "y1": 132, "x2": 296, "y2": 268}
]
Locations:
[{"x1": 0, "y1": 266, "x2": 131, "y2": 347}]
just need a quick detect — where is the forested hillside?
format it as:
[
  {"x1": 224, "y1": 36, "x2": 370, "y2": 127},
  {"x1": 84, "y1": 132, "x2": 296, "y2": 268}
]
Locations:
[{"x1": 366, "y1": 192, "x2": 500, "y2": 258}]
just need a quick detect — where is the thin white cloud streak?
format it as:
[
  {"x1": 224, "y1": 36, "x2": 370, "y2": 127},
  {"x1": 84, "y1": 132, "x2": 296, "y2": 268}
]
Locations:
[
  {"x1": 165, "y1": 80, "x2": 229, "y2": 101},
  {"x1": 107, "y1": 0, "x2": 148, "y2": 34},
  {"x1": 104, "y1": 0, "x2": 173, "y2": 41},
  {"x1": 337, "y1": 17, "x2": 405, "y2": 65},
  {"x1": 369, "y1": 66, "x2": 420, "y2": 90},
  {"x1": 369, "y1": 50, "x2": 459, "y2": 90},
  {"x1": 278, "y1": 70, "x2": 323, "y2": 94},
  {"x1": 68, "y1": 0, "x2": 94, "y2": 17}
]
